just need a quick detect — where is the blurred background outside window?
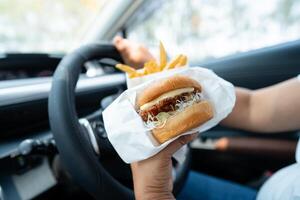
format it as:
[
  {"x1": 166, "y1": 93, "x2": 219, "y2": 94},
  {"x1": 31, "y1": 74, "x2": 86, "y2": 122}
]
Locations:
[
  {"x1": 0, "y1": 0, "x2": 109, "y2": 54},
  {"x1": 128, "y1": 0, "x2": 300, "y2": 63}
]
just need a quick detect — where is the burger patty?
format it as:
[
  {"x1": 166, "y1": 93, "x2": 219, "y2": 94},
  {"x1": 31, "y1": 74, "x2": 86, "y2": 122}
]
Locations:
[{"x1": 139, "y1": 90, "x2": 200, "y2": 121}]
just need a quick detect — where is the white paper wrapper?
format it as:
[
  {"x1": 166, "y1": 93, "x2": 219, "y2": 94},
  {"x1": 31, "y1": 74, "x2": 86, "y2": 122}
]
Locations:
[{"x1": 103, "y1": 67, "x2": 236, "y2": 164}]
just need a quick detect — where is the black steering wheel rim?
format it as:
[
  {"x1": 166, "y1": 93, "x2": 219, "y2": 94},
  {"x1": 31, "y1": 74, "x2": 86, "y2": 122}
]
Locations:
[{"x1": 48, "y1": 43, "x2": 190, "y2": 199}]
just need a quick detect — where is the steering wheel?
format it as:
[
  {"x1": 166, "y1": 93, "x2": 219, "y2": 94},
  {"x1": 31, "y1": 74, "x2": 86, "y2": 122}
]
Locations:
[{"x1": 48, "y1": 43, "x2": 190, "y2": 199}]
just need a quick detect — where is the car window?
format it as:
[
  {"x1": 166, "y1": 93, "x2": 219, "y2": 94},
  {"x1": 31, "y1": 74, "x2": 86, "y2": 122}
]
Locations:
[
  {"x1": 127, "y1": 0, "x2": 300, "y2": 63},
  {"x1": 0, "y1": 0, "x2": 112, "y2": 53}
]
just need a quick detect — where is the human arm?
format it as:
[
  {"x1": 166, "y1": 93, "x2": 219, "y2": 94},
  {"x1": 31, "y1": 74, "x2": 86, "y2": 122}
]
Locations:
[
  {"x1": 221, "y1": 78, "x2": 300, "y2": 132},
  {"x1": 113, "y1": 37, "x2": 300, "y2": 132}
]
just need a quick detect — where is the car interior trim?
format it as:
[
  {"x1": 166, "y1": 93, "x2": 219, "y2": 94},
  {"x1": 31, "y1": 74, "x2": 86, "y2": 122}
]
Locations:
[{"x1": 0, "y1": 74, "x2": 125, "y2": 107}]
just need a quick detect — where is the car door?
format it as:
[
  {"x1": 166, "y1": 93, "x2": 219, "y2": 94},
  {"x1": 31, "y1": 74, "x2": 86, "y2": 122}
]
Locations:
[{"x1": 123, "y1": 0, "x2": 300, "y2": 185}]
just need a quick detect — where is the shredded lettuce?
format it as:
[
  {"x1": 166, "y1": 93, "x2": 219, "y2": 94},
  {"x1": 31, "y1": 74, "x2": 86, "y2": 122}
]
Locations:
[
  {"x1": 143, "y1": 92, "x2": 203, "y2": 129},
  {"x1": 175, "y1": 92, "x2": 203, "y2": 111}
]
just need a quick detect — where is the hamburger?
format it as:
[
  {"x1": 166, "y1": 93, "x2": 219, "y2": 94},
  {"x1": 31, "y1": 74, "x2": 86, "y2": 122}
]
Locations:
[{"x1": 137, "y1": 75, "x2": 214, "y2": 144}]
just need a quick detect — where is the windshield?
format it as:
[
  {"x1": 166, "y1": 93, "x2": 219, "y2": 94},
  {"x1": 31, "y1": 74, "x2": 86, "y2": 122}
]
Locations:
[
  {"x1": 0, "y1": 0, "x2": 110, "y2": 54},
  {"x1": 128, "y1": 0, "x2": 300, "y2": 63}
]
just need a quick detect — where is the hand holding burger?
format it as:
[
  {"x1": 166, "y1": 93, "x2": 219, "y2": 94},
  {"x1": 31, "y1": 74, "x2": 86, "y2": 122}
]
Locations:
[{"x1": 131, "y1": 133, "x2": 197, "y2": 200}]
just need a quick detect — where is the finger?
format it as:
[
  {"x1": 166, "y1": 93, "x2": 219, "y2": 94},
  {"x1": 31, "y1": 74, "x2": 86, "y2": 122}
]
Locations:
[
  {"x1": 130, "y1": 162, "x2": 138, "y2": 170},
  {"x1": 113, "y1": 37, "x2": 132, "y2": 65},
  {"x1": 113, "y1": 35, "x2": 122, "y2": 45},
  {"x1": 164, "y1": 133, "x2": 198, "y2": 156},
  {"x1": 215, "y1": 137, "x2": 229, "y2": 151},
  {"x1": 114, "y1": 37, "x2": 130, "y2": 52}
]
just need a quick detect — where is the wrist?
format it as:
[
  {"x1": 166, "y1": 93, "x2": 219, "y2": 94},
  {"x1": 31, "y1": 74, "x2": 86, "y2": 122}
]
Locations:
[
  {"x1": 134, "y1": 183, "x2": 174, "y2": 200},
  {"x1": 135, "y1": 191, "x2": 174, "y2": 200}
]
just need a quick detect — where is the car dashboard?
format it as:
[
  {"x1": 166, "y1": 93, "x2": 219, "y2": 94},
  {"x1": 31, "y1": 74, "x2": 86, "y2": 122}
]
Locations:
[{"x1": 0, "y1": 69, "x2": 126, "y2": 199}]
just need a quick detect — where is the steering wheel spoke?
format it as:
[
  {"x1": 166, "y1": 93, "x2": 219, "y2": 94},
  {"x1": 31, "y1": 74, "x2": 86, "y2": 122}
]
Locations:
[{"x1": 79, "y1": 118, "x2": 100, "y2": 155}]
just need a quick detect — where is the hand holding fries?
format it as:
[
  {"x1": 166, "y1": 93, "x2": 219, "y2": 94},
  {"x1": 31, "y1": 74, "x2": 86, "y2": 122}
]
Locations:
[{"x1": 115, "y1": 41, "x2": 188, "y2": 78}]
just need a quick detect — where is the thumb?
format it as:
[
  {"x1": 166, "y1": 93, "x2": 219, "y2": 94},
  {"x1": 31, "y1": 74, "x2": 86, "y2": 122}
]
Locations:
[{"x1": 164, "y1": 133, "x2": 198, "y2": 156}]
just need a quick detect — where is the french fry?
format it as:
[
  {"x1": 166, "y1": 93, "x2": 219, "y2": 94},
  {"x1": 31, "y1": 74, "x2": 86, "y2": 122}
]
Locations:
[
  {"x1": 150, "y1": 60, "x2": 160, "y2": 72},
  {"x1": 178, "y1": 55, "x2": 187, "y2": 67},
  {"x1": 143, "y1": 62, "x2": 151, "y2": 74},
  {"x1": 117, "y1": 41, "x2": 189, "y2": 78},
  {"x1": 144, "y1": 60, "x2": 158, "y2": 74},
  {"x1": 141, "y1": 68, "x2": 148, "y2": 75},
  {"x1": 116, "y1": 64, "x2": 137, "y2": 74},
  {"x1": 166, "y1": 54, "x2": 183, "y2": 69},
  {"x1": 128, "y1": 69, "x2": 146, "y2": 78},
  {"x1": 128, "y1": 73, "x2": 136, "y2": 78},
  {"x1": 159, "y1": 41, "x2": 167, "y2": 70},
  {"x1": 128, "y1": 72, "x2": 141, "y2": 78}
]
